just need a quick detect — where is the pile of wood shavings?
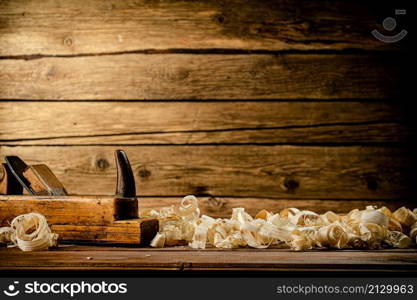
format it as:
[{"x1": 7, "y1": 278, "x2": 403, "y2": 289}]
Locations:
[{"x1": 142, "y1": 196, "x2": 417, "y2": 250}]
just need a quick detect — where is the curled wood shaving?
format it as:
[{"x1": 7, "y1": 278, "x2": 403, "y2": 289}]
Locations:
[
  {"x1": 149, "y1": 232, "x2": 166, "y2": 248},
  {"x1": 0, "y1": 227, "x2": 15, "y2": 244},
  {"x1": 289, "y1": 232, "x2": 313, "y2": 250},
  {"x1": 1, "y1": 212, "x2": 58, "y2": 251},
  {"x1": 378, "y1": 206, "x2": 394, "y2": 218},
  {"x1": 388, "y1": 218, "x2": 403, "y2": 232},
  {"x1": 144, "y1": 196, "x2": 417, "y2": 251},
  {"x1": 290, "y1": 210, "x2": 323, "y2": 226},
  {"x1": 321, "y1": 211, "x2": 339, "y2": 225},
  {"x1": 360, "y1": 210, "x2": 389, "y2": 227},
  {"x1": 385, "y1": 231, "x2": 412, "y2": 248},
  {"x1": 316, "y1": 223, "x2": 348, "y2": 249},
  {"x1": 410, "y1": 223, "x2": 417, "y2": 244},
  {"x1": 279, "y1": 208, "x2": 299, "y2": 219},
  {"x1": 393, "y1": 207, "x2": 417, "y2": 227}
]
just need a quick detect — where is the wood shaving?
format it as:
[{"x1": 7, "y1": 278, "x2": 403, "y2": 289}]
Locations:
[
  {"x1": 393, "y1": 207, "x2": 417, "y2": 227},
  {"x1": 0, "y1": 212, "x2": 58, "y2": 251},
  {"x1": 0, "y1": 227, "x2": 15, "y2": 244},
  {"x1": 360, "y1": 210, "x2": 389, "y2": 227},
  {"x1": 290, "y1": 210, "x2": 323, "y2": 226},
  {"x1": 143, "y1": 196, "x2": 417, "y2": 251},
  {"x1": 316, "y1": 223, "x2": 349, "y2": 249},
  {"x1": 385, "y1": 231, "x2": 412, "y2": 248},
  {"x1": 387, "y1": 218, "x2": 403, "y2": 232},
  {"x1": 410, "y1": 222, "x2": 417, "y2": 244}
]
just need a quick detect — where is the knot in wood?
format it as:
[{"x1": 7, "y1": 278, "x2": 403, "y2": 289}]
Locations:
[
  {"x1": 64, "y1": 37, "x2": 73, "y2": 47},
  {"x1": 283, "y1": 177, "x2": 299, "y2": 192},
  {"x1": 96, "y1": 158, "x2": 109, "y2": 171},
  {"x1": 214, "y1": 14, "x2": 225, "y2": 24},
  {"x1": 138, "y1": 167, "x2": 151, "y2": 179},
  {"x1": 203, "y1": 196, "x2": 225, "y2": 212},
  {"x1": 364, "y1": 174, "x2": 379, "y2": 191}
]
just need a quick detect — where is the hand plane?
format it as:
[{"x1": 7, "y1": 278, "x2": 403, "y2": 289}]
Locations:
[{"x1": 0, "y1": 150, "x2": 158, "y2": 246}]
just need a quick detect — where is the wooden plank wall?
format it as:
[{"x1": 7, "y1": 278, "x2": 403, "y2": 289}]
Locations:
[{"x1": 0, "y1": 0, "x2": 413, "y2": 216}]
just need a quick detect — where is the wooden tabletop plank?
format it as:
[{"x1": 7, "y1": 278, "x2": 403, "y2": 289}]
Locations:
[
  {"x1": 0, "y1": 101, "x2": 409, "y2": 145},
  {"x1": 0, "y1": 0, "x2": 402, "y2": 56},
  {"x1": 0, "y1": 54, "x2": 405, "y2": 100},
  {"x1": 1, "y1": 246, "x2": 416, "y2": 272}
]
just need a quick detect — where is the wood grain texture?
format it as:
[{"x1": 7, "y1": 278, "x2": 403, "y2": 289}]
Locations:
[
  {"x1": 0, "y1": 101, "x2": 409, "y2": 145},
  {"x1": 1, "y1": 246, "x2": 416, "y2": 272},
  {"x1": 51, "y1": 219, "x2": 158, "y2": 244},
  {"x1": 0, "y1": 54, "x2": 404, "y2": 100},
  {"x1": 0, "y1": 195, "x2": 158, "y2": 244},
  {"x1": 0, "y1": 146, "x2": 412, "y2": 199},
  {"x1": 0, "y1": 0, "x2": 400, "y2": 56},
  {"x1": 0, "y1": 0, "x2": 412, "y2": 217},
  {"x1": 0, "y1": 195, "x2": 120, "y2": 226}
]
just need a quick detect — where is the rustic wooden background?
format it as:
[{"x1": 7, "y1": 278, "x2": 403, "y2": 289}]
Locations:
[{"x1": 0, "y1": 0, "x2": 413, "y2": 217}]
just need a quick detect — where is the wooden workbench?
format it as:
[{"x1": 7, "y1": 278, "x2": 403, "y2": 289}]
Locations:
[{"x1": 1, "y1": 246, "x2": 417, "y2": 273}]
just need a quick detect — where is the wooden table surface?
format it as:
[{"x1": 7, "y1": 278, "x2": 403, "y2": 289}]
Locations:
[{"x1": 1, "y1": 246, "x2": 417, "y2": 273}]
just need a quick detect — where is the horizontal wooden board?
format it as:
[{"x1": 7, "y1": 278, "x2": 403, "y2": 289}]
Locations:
[
  {"x1": 0, "y1": 146, "x2": 413, "y2": 199},
  {"x1": 0, "y1": 102, "x2": 409, "y2": 144},
  {"x1": 0, "y1": 0, "x2": 402, "y2": 56},
  {"x1": 138, "y1": 197, "x2": 413, "y2": 218},
  {"x1": 1, "y1": 246, "x2": 416, "y2": 272},
  {"x1": 0, "y1": 54, "x2": 404, "y2": 100}
]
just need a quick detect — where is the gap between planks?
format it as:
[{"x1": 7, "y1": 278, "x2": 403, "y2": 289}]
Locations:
[{"x1": 0, "y1": 48, "x2": 406, "y2": 61}]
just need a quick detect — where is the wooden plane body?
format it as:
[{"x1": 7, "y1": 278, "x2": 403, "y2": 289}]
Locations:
[{"x1": 0, "y1": 195, "x2": 158, "y2": 245}]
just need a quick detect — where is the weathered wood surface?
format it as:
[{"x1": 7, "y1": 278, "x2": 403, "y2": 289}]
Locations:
[
  {"x1": 1, "y1": 246, "x2": 416, "y2": 272},
  {"x1": 0, "y1": 102, "x2": 409, "y2": 145},
  {"x1": 0, "y1": 0, "x2": 401, "y2": 56},
  {"x1": 0, "y1": 146, "x2": 412, "y2": 199},
  {"x1": 0, "y1": 54, "x2": 405, "y2": 100},
  {"x1": 0, "y1": 0, "x2": 412, "y2": 213}
]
